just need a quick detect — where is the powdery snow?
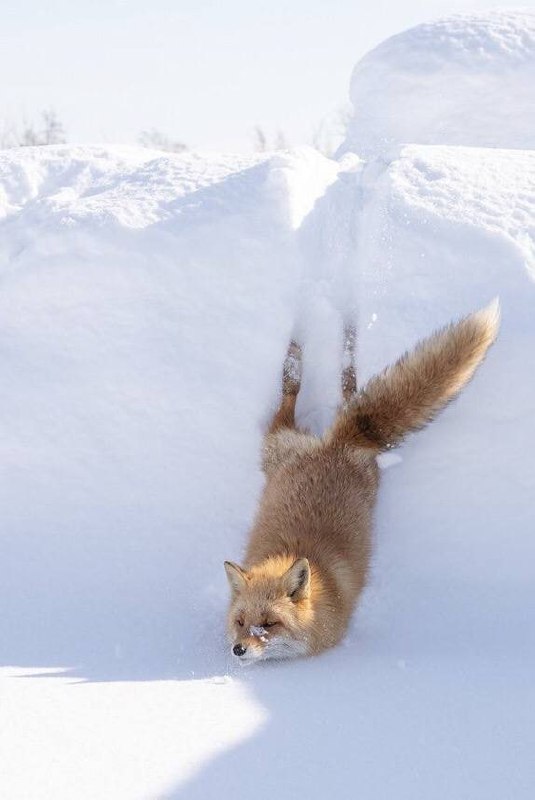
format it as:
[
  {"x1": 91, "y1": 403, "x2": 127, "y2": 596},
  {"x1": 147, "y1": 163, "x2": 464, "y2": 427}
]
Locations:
[
  {"x1": 339, "y1": 10, "x2": 535, "y2": 157},
  {"x1": 0, "y1": 666, "x2": 265, "y2": 799},
  {"x1": 1, "y1": 10, "x2": 535, "y2": 800}
]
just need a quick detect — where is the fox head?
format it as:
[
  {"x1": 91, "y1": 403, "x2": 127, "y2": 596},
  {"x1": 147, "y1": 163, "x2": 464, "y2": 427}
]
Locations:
[{"x1": 224, "y1": 556, "x2": 313, "y2": 663}]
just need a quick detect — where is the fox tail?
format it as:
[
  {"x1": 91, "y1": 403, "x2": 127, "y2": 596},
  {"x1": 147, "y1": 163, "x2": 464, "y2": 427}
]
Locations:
[{"x1": 328, "y1": 299, "x2": 500, "y2": 452}]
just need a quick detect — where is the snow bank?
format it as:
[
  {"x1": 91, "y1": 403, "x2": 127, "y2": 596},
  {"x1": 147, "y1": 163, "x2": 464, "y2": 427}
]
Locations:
[
  {"x1": 339, "y1": 10, "x2": 535, "y2": 157},
  {"x1": 355, "y1": 140, "x2": 535, "y2": 641},
  {"x1": 0, "y1": 144, "x2": 341, "y2": 673},
  {"x1": 1, "y1": 139, "x2": 534, "y2": 800}
]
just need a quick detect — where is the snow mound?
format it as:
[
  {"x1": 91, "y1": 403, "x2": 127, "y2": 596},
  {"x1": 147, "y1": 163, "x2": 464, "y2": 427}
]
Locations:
[
  {"x1": 339, "y1": 10, "x2": 535, "y2": 157},
  {"x1": 1, "y1": 138, "x2": 534, "y2": 799},
  {"x1": 0, "y1": 144, "x2": 343, "y2": 672},
  {"x1": 355, "y1": 142, "x2": 535, "y2": 578}
]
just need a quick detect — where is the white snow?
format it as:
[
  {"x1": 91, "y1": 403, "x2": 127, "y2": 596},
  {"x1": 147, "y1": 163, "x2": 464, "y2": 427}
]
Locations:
[
  {"x1": 249, "y1": 626, "x2": 267, "y2": 639},
  {"x1": 0, "y1": 666, "x2": 265, "y2": 799},
  {"x1": 339, "y1": 10, "x2": 535, "y2": 157},
  {"x1": 1, "y1": 10, "x2": 535, "y2": 800}
]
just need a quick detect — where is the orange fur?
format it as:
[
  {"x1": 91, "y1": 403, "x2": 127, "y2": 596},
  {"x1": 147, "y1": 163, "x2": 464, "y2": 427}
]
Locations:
[{"x1": 225, "y1": 301, "x2": 500, "y2": 662}]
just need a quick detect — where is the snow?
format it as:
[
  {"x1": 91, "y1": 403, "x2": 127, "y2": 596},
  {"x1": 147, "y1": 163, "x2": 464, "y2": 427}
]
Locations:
[
  {"x1": 339, "y1": 10, "x2": 535, "y2": 157},
  {"x1": 1, "y1": 10, "x2": 535, "y2": 800},
  {"x1": 0, "y1": 666, "x2": 264, "y2": 799}
]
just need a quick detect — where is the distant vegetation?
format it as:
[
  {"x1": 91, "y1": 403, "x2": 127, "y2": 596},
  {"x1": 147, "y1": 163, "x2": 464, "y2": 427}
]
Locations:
[
  {"x1": 137, "y1": 128, "x2": 188, "y2": 153},
  {"x1": 0, "y1": 109, "x2": 349, "y2": 157},
  {"x1": 253, "y1": 106, "x2": 350, "y2": 157},
  {"x1": 0, "y1": 109, "x2": 66, "y2": 148}
]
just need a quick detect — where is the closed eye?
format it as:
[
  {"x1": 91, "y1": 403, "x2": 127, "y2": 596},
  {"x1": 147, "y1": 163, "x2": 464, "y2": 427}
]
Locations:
[{"x1": 263, "y1": 621, "x2": 277, "y2": 628}]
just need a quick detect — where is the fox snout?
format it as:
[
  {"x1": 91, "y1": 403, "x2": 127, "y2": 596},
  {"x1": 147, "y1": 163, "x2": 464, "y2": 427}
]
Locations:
[
  {"x1": 229, "y1": 634, "x2": 267, "y2": 663},
  {"x1": 231, "y1": 638, "x2": 264, "y2": 662},
  {"x1": 229, "y1": 624, "x2": 272, "y2": 661}
]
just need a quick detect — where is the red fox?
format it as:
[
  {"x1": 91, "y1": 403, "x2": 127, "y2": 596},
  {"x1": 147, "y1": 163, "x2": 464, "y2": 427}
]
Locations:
[{"x1": 225, "y1": 301, "x2": 500, "y2": 663}]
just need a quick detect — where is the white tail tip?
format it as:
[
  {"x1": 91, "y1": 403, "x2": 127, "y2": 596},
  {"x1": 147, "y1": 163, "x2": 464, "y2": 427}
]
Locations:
[{"x1": 474, "y1": 297, "x2": 501, "y2": 340}]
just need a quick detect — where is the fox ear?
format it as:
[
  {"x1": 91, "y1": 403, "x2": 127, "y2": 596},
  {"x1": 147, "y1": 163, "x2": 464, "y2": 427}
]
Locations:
[
  {"x1": 282, "y1": 558, "x2": 310, "y2": 601},
  {"x1": 224, "y1": 561, "x2": 248, "y2": 594}
]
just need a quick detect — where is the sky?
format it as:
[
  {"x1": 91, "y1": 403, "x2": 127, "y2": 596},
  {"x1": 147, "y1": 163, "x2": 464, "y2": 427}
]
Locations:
[{"x1": 0, "y1": 0, "x2": 533, "y2": 152}]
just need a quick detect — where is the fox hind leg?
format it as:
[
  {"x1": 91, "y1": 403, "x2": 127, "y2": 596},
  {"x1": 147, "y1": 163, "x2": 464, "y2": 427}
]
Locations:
[
  {"x1": 341, "y1": 324, "x2": 357, "y2": 404},
  {"x1": 268, "y1": 340, "x2": 302, "y2": 434}
]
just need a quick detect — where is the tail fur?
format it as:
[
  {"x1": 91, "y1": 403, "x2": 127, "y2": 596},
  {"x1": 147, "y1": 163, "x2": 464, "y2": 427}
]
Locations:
[{"x1": 328, "y1": 300, "x2": 500, "y2": 451}]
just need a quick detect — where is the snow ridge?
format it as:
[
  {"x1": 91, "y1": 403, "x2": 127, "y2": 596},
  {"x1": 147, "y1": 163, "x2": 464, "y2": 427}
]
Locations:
[{"x1": 339, "y1": 10, "x2": 535, "y2": 156}]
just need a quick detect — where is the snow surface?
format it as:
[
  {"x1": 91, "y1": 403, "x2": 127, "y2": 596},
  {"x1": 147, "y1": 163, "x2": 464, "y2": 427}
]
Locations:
[
  {"x1": 2, "y1": 11, "x2": 535, "y2": 800},
  {"x1": 339, "y1": 10, "x2": 535, "y2": 157}
]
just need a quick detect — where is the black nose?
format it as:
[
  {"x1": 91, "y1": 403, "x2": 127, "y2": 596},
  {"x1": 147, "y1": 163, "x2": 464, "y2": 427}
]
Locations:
[{"x1": 233, "y1": 643, "x2": 247, "y2": 657}]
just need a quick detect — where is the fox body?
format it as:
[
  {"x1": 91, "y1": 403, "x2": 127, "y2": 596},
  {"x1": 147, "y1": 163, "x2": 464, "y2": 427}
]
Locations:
[{"x1": 225, "y1": 302, "x2": 500, "y2": 663}]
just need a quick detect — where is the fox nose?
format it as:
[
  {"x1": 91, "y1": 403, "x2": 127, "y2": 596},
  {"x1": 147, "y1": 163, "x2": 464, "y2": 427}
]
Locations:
[{"x1": 233, "y1": 643, "x2": 247, "y2": 657}]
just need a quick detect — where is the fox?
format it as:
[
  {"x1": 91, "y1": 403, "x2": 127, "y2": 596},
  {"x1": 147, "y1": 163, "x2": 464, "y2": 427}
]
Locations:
[{"x1": 224, "y1": 300, "x2": 500, "y2": 663}]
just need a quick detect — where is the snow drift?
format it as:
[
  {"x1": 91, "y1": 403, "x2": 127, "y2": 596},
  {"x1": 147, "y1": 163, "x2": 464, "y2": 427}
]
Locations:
[
  {"x1": 1, "y1": 138, "x2": 534, "y2": 800},
  {"x1": 339, "y1": 10, "x2": 535, "y2": 157}
]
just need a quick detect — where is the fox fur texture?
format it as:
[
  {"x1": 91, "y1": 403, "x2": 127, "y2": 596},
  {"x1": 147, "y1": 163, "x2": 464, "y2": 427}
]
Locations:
[{"x1": 225, "y1": 301, "x2": 500, "y2": 663}]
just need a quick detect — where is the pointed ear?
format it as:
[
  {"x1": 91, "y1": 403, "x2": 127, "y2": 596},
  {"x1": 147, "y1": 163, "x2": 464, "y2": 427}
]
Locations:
[
  {"x1": 282, "y1": 558, "x2": 310, "y2": 601},
  {"x1": 224, "y1": 561, "x2": 248, "y2": 594}
]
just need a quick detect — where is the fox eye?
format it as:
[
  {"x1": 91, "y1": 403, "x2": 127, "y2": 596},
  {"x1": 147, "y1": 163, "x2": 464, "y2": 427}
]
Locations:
[
  {"x1": 237, "y1": 619, "x2": 244, "y2": 627},
  {"x1": 263, "y1": 621, "x2": 277, "y2": 628}
]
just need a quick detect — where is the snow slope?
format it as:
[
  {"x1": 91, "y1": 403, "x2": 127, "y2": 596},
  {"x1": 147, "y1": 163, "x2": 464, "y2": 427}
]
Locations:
[
  {"x1": 1, "y1": 138, "x2": 534, "y2": 800},
  {"x1": 339, "y1": 10, "x2": 535, "y2": 157},
  {"x1": 2, "y1": 12, "x2": 535, "y2": 800}
]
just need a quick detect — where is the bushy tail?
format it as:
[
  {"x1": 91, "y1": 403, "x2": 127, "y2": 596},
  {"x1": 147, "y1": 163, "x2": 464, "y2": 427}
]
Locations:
[{"x1": 328, "y1": 300, "x2": 500, "y2": 452}]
